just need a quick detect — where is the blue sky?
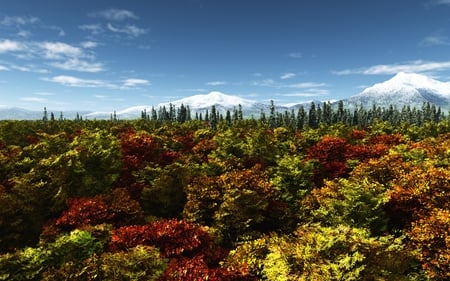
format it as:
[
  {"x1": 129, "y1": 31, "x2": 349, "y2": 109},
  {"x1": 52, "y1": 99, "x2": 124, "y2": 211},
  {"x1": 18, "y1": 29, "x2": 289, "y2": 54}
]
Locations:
[{"x1": 1, "y1": 0, "x2": 450, "y2": 111}]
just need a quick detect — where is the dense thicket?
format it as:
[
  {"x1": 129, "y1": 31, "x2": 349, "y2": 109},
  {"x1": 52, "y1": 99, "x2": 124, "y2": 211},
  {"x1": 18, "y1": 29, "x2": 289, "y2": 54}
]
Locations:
[{"x1": 1, "y1": 102, "x2": 450, "y2": 280}]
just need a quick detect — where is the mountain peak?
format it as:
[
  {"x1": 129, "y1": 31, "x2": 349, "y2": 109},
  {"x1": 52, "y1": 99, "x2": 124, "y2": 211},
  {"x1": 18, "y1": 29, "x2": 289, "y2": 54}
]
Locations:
[
  {"x1": 159, "y1": 91, "x2": 256, "y2": 109},
  {"x1": 360, "y1": 72, "x2": 450, "y2": 96},
  {"x1": 345, "y1": 72, "x2": 450, "y2": 110},
  {"x1": 389, "y1": 72, "x2": 439, "y2": 87}
]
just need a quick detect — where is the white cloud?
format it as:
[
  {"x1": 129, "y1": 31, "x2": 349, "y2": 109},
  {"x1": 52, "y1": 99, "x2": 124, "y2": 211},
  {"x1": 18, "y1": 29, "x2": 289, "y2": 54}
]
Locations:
[
  {"x1": 49, "y1": 26, "x2": 66, "y2": 37},
  {"x1": 282, "y1": 89, "x2": 330, "y2": 97},
  {"x1": 288, "y1": 52, "x2": 302, "y2": 58},
  {"x1": 420, "y1": 35, "x2": 450, "y2": 47},
  {"x1": 0, "y1": 16, "x2": 39, "y2": 26},
  {"x1": 0, "y1": 39, "x2": 23, "y2": 52},
  {"x1": 34, "y1": 92, "x2": 55, "y2": 96},
  {"x1": 332, "y1": 60, "x2": 450, "y2": 75},
  {"x1": 10, "y1": 64, "x2": 49, "y2": 73},
  {"x1": 286, "y1": 82, "x2": 327, "y2": 89},
  {"x1": 38, "y1": 41, "x2": 83, "y2": 59},
  {"x1": 50, "y1": 58, "x2": 104, "y2": 73},
  {"x1": 107, "y1": 23, "x2": 147, "y2": 37},
  {"x1": 280, "y1": 73, "x2": 296, "y2": 80},
  {"x1": 20, "y1": 97, "x2": 47, "y2": 103},
  {"x1": 0, "y1": 65, "x2": 9, "y2": 71},
  {"x1": 44, "y1": 75, "x2": 112, "y2": 88},
  {"x1": 79, "y1": 24, "x2": 104, "y2": 35},
  {"x1": 122, "y1": 78, "x2": 150, "y2": 88},
  {"x1": 17, "y1": 30, "x2": 31, "y2": 38},
  {"x1": 435, "y1": 0, "x2": 450, "y2": 4},
  {"x1": 206, "y1": 81, "x2": 227, "y2": 86},
  {"x1": 81, "y1": 41, "x2": 98, "y2": 48},
  {"x1": 91, "y1": 9, "x2": 139, "y2": 21},
  {"x1": 252, "y1": 79, "x2": 276, "y2": 87}
]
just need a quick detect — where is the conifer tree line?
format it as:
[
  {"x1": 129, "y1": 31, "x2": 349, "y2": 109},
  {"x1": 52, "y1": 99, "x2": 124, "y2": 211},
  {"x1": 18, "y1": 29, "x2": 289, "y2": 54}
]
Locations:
[{"x1": 46, "y1": 100, "x2": 445, "y2": 129}]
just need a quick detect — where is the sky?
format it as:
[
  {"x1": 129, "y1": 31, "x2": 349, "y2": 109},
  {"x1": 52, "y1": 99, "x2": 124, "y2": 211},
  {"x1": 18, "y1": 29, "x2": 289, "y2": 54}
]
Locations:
[{"x1": 1, "y1": 0, "x2": 450, "y2": 111}]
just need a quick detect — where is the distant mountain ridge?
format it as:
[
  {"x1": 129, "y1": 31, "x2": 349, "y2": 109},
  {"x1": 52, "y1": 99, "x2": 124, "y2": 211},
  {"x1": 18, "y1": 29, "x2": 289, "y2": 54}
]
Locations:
[{"x1": 2, "y1": 72, "x2": 450, "y2": 120}]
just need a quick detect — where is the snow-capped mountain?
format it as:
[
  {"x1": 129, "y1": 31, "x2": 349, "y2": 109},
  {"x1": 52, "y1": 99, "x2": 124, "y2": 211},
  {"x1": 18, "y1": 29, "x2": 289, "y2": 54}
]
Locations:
[
  {"x1": 158, "y1": 91, "x2": 269, "y2": 117},
  {"x1": 159, "y1": 91, "x2": 257, "y2": 110},
  {"x1": 344, "y1": 72, "x2": 450, "y2": 110},
  {"x1": 0, "y1": 107, "x2": 92, "y2": 120},
  {"x1": 85, "y1": 91, "x2": 267, "y2": 120},
  {"x1": 85, "y1": 105, "x2": 151, "y2": 120}
]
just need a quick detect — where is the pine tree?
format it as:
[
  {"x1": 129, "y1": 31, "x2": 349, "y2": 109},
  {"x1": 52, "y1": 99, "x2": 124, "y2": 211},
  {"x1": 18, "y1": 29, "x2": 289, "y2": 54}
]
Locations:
[
  {"x1": 308, "y1": 102, "x2": 317, "y2": 128},
  {"x1": 269, "y1": 100, "x2": 276, "y2": 128},
  {"x1": 151, "y1": 106, "x2": 157, "y2": 121},
  {"x1": 238, "y1": 104, "x2": 243, "y2": 120},
  {"x1": 297, "y1": 106, "x2": 306, "y2": 130},
  {"x1": 226, "y1": 110, "x2": 232, "y2": 126},
  {"x1": 210, "y1": 105, "x2": 217, "y2": 130},
  {"x1": 43, "y1": 107, "x2": 48, "y2": 123}
]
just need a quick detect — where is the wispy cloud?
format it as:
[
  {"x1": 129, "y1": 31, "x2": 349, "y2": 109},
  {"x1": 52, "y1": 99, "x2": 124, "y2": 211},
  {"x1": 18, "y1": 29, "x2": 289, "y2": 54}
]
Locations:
[
  {"x1": 332, "y1": 60, "x2": 450, "y2": 75},
  {"x1": 0, "y1": 16, "x2": 39, "y2": 26},
  {"x1": 206, "y1": 81, "x2": 227, "y2": 86},
  {"x1": 79, "y1": 24, "x2": 104, "y2": 35},
  {"x1": 286, "y1": 82, "x2": 327, "y2": 88},
  {"x1": 48, "y1": 25, "x2": 66, "y2": 37},
  {"x1": 288, "y1": 52, "x2": 302, "y2": 59},
  {"x1": 107, "y1": 23, "x2": 147, "y2": 37},
  {"x1": 20, "y1": 96, "x2": 47, "y2": 103},
  {"x1": 10, "y1": 64, "x2": 49, "y2": 73},
  {"x1": 280, "y1": 73, "x2": 296, "y2": 80},
  {"x1": 122, "y1": 78, "x2": 150, "y2": 88},
  {"x1": 0, "y1": 40, "x2": 104, "y2": 72},
  {"x1": 434, "y1": 0, "x2": 450, "y2": 5},
  {"x1": 38, "y1": 41, "x2": 83, "y2": 59},
  {"x1": 44, "y1": 75, "x2": 113, "y2": 88},
  {"x1": 1, "y1": 15, "x2": 64, "y2": 37},
  {"x1": 50, "y1": 58, "x2": 104, "y2": 72},
  {"x1": 281, "y1": 89, "x2": 330, "y2": 97},
  {"x1": 90, "y1": 9, "x2": 139, "y2": 21},
  {"x1": 0, "y1": 65, "x2": 9, "y2": 71},
  {"x1": 44, "y1": 75, "x2": 150, "y2": 89},
  {"x1": 81, "y1": 41, "x2": 98, "y2": 48},
  {"x1": 420, "y1": 35, "x2": 450, "y2": 47},
  {"x1": 34, "y1": 92, "x2": 55, "y2": 96},
  {"x1": 252, "y1": 79, "x2": 276, "y2": 87}
]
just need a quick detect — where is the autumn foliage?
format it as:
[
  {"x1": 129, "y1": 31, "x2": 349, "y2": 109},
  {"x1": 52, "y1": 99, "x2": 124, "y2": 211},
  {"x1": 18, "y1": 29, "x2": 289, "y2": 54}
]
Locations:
[{"x1": 1, "y1": 116, "x2": 450, "y2": 280}]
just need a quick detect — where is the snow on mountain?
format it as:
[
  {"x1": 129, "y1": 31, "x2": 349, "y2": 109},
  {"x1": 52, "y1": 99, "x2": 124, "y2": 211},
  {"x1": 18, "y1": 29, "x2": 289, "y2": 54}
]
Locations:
[
  {"x1": 85, "y1": 91, "x2": 264, "y2": 120},
  {"x1": 0, "y1": 107, "x2": 92, "y2": 120},
  {"x1": 344, "y1": 72, "x2": 450, "y2": 110},
  {"x1": 85, "y1": 105, "x2": 152, "y2": 119},
  {"x1": 159, "y1": 91, "x2": 257, "y2": 109},
  {"x1": 158, "y1": 91, "x2": 268, "y2": 117}
]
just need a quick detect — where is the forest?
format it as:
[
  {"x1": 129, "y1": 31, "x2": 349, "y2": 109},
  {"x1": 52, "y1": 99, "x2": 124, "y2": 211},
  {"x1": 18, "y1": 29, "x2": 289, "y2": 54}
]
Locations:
[{"x1": 1, "y1": 101, "x2": 450, "y2": 280}]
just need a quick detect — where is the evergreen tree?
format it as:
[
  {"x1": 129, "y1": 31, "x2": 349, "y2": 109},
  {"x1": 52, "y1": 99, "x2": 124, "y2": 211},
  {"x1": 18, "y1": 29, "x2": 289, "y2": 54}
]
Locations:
[
  {"x1": 226, "y1": 110, "x2": 232, "y2": 126},
  {"x1": 269, "y1": 100, "x2": 276, "y2": 128},
  {"x1": 297, "y1": 106, "x2": 306, "y2": 130},
  {"x1": 186, "y1": 105, "x2": 192, "y2": 121},
  {"x1": 151, "y1": 106, "x2": 157, "y2": 121},
  {"x1": 238, "y1": 104, "x2": 243, "y2": 120},
  {"x1": 210, "y1": 105, "x2": 217, "y2": 130},
  {"x1": 43, "y1": 107, "x2": 48, "y2": 123},
  {"x1": 308, "y1": 102, "x2": 317, "y2": 128}
]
